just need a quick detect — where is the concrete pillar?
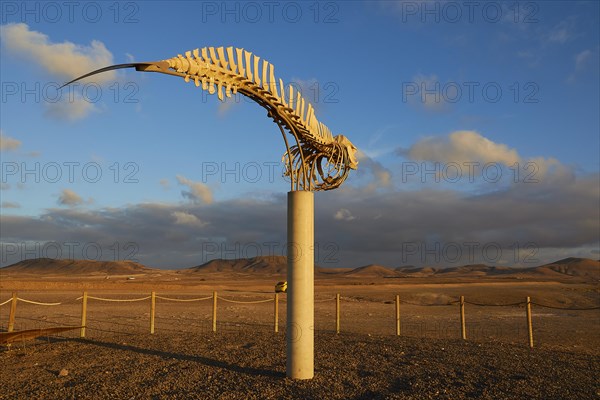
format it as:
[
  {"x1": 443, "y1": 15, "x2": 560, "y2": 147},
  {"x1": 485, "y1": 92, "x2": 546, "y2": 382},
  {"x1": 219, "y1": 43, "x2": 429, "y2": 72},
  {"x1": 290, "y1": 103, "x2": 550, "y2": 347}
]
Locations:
[{"x1": 286, "y1": 191, "x2": 314, "y2": 379}]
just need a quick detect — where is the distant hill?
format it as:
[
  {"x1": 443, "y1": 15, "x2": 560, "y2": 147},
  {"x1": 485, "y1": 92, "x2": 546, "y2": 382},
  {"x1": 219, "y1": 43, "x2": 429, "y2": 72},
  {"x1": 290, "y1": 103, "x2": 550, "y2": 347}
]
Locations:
[
  {"x1": 345, "y1": 264, "x2": 397, "y2": 277},
  {"x1": 0, "y1": 258, "x2": 154, "y2": 275},
  {"x1": 394, "y1": 266, "x2": 441, "y2": 277},
  {"x1": 391, "y1": 258, "x2": 599, "y2": 281},
  {"x1": 533, "y1": 258, "x2": 599, "y2": 281},
  {"x1": 437, "y1": 264, "x2": 515, "y2": 277},
  {"x1": 187, "y1": 256, "x2": 289, "y2": 275},
  {"x1": 185, "y1": 256, "x2": 344, "y2": 275},
  {"x1": 2, "y1": 256, "x2": 597, "y2": 282}
]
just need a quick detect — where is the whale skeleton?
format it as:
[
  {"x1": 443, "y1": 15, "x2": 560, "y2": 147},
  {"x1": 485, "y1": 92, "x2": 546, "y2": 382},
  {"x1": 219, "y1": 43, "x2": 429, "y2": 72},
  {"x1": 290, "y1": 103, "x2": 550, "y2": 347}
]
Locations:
[{"x1": 61, "y1": 46, "x2": 358, "y2": 191}]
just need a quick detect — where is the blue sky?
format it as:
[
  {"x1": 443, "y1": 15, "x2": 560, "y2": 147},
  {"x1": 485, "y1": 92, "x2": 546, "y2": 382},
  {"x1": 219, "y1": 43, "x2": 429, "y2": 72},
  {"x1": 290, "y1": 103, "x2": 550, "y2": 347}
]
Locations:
[{"x1": 1, "y1": 1, "x2": 598, "y2": 269}]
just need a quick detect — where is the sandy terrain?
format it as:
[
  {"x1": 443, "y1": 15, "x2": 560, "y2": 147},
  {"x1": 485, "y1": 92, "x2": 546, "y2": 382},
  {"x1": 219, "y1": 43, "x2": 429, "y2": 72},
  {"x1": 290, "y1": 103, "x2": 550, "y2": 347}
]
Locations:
[
  {"x1": 1, "y1": 258, "x2": 599, "y2": 398},
  {"x1": 2, "y1": 330, "x2": 599, "y2": 399},
  {"x1": 1, "y1": 279, "x2": 599, "y2": 351}
]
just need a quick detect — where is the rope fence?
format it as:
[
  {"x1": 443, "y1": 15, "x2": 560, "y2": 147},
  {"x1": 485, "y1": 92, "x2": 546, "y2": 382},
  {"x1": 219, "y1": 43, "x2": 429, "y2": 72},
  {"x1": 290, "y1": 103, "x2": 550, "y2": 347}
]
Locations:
[
  {"x1": 530, "y1": 302, "x2": 600, "y2": 311},
  {"x1": 155, "y1": 295, "x2": 213, "y2": 302},
  {"x1": 0, "y1": 298, "x2": 13, "y2": 307},
  {"x1": 1, "y1": 291, "x2": 598, "y2": 348},
  {"x1": 217, "y1": 297, "x2": 274, "y2": 304},
  {"x1": 85, "y1": 295, "x2": 151, "y2": 302},
  {"x1": 16, "y1": 298, "x2": 63, "y2": 306},
  {"x1": 463, "y1": 300, "x2": 525, "y2": 307},
  {"x1": 398, "y1": 299, "x2": 459, "y2": 306},
  {"x1": 314, "y1": 297, "x2": 337, "y2": 303}
]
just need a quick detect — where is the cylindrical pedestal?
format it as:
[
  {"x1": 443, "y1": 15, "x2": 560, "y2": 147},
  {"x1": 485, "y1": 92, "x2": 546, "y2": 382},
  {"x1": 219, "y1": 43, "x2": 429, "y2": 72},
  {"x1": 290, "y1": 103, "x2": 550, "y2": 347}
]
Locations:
[{"x1": 286, "y1": 191, "x2": 314, "y2": 380}]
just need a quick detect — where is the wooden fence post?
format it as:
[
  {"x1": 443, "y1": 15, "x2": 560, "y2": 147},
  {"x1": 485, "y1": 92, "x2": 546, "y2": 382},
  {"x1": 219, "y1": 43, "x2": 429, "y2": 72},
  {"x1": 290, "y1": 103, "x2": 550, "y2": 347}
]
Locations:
[
  {"x1": 80, "y1": 291, "x2": 88, "y2": 338},
  {"x1": 150, "y1": 291, "x2": 156, "y2": 334},
  {"x1": 526, "y1": 296, "x2": 534, "y2": 348},
  {"x1": 7, "y1": 292, "x2": 17, "y2": 333},
  {"x1": 274, "y1": 293, "x2": 279, "y2": 333},
  {"x1": 395, "y1": 294, "x2": 401, "y2": 336},
  {"x1": 460, "y1": 295, "x2": 466, "y2": 340},
  {"x1": 336, "y1": 293, "x2": 340, "y2": 334},
  {"x1": 212, "y1": 291, "x2": 217, "y2": 332}
]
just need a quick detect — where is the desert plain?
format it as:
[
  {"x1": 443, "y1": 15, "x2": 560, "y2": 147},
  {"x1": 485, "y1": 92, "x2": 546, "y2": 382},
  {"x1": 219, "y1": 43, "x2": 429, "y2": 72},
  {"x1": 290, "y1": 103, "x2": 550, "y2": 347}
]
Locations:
[{"x1": 0, "y1": 256, "x2": 599, "y2": 399}]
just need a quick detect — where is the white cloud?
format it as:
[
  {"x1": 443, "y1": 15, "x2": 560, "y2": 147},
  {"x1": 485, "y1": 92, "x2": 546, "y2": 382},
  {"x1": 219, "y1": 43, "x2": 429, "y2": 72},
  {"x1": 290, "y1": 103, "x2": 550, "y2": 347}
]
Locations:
[
  {"x1": 159, "y1": 179, "x2": 170, "y2": 189},
  {"x1": 568, "y1": 49, "x2": 593, "y2": 83},
  {"x1": 2, "y1": 170, "x2": 597, "y2": 268},
  {"x1": 334, "y1": 208, "x2": 355, "y2": 221},
  {"x1": 399, "y1": 131, "x2": 578, "y2": 184},
  {"x1": 402, "y1": 131, "x2": 520, "y2": 166},
  {"x1": 527, "y1": 156, "x2": 572, "y2": 182},
  {"x1": 0, "y1": 23, "x2": 114, "y2": 83},
  {"x1": 1, "y1": 201, "x2": 20, "y2": 209},
  {"x1": 172, "y1": 211, "x2": 208, "y2": 227},
  {"x1": 0, "y1": 131, "x2": 21, "y2": 151},
  {"x1": 44, "y1": 94, "x2": 99, "y2": 121},
  {"x1": 547, "y1": 20, "x2": 574, "y2": 44},
  {"x1": 355, "y1": 150, "x2": 393, "y2": 192},
  {"x1": 575, "y1": 50, "x2": 592, "y2": 70},
  {"x1": 176, "y1": 175, "x2": 213, "y2": 204},
  {"x1": 58, "y1": 189, "x2": 90, "y2": 206}
]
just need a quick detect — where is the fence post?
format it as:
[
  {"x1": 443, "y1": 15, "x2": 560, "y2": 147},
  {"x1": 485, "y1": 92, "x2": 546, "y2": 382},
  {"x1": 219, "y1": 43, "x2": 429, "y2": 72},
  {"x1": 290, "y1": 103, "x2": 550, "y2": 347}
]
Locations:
[
  {"x1": 336, "y1": 293, "x2": 340, "y2": 334},
  {"x1": 395, "y1": 294, "x2": 400, "y2": 336},
  {"x1": 212, "y1": 291, "x2": 217, "y2": 333},
  {"x1": 150, "y1": 291, "x2": 156, "y2": 334},
  {"x1": 80, "y1": 291, "x2": 88, "y2": 338},
  {"x1": 526, "y1": 296, "x2": 534, "y2": 348},
  {"x1": 274, "y1": 293, "x2": 279, "y2": 333},
  {"x1": 460, "y1": 295, "x2": 466, "y2": 340},
  {"x1": 7, "y1": 292, "x2": 17, "y2": 333}
]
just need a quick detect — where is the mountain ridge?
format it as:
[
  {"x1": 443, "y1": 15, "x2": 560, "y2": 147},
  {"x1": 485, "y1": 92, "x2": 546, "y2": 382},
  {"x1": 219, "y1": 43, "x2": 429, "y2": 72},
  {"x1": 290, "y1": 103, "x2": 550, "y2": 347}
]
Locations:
[
  {"x1": 2, "y1": 257, "x2": 598, "y2": 281},
  {"x1": 0, "y1": 258, "x2": 153, "y2": 275}
]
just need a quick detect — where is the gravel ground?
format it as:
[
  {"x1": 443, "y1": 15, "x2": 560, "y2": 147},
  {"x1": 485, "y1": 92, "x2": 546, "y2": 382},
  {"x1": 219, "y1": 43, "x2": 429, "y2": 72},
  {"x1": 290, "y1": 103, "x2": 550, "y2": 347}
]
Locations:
[{"x1": 1, "y1": 330, "x2": 599, "y2": 400}]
